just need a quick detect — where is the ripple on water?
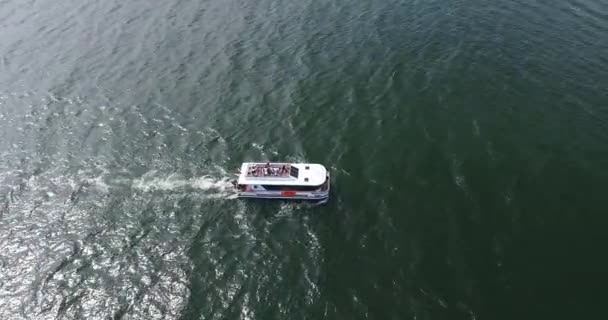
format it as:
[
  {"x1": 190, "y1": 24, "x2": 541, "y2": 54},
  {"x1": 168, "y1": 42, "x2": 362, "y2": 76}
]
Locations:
[
  {"x1": 0, "y1": 90, "x2": 238, "y2": 319},
  {"x1": 1, "y1": 0, "x2": 607, "y2": 318}
]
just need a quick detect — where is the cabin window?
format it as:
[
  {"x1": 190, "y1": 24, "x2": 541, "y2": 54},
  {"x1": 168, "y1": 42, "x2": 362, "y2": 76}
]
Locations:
[
  {"x1": 293, "y1": 185, "x2": 322, "y2": 191},
  {"x1": 296, "y1": 186, "x2": 320, "y2": 191},
  {"x1": 305, "y1": 166, "x2": 310, "y2": 170},
  {"x1": 261, "y1": 184, "x2": 323, "y2": 192},
  {"x1": 290, "y1": 166, "x2": 299, "y2": 178}
]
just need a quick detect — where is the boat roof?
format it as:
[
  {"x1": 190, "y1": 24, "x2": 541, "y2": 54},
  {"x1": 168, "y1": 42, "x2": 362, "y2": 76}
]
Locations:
[{"x1": 237, "y1": 162, "x2": 327, "y2": 186}]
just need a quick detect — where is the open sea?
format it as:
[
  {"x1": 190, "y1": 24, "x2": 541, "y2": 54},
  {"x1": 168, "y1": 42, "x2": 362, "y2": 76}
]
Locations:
[{"x1": 1, "y1": 0, "x2": 607, "y2": 319}]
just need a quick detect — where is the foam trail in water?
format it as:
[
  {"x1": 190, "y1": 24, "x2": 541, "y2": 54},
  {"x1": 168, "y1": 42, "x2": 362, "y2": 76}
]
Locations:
[
  {"x1": 1, "y1": 167, "x2": 237, "y2": 202},
  {"x1": 131, "y1": 173, "x2": 236, "y2": 198}
]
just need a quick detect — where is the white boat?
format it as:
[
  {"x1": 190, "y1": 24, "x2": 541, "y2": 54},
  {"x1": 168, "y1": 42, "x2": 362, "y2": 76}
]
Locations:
[{"x1": 233, "y1": 162, "x2": 330, "y2": 202}]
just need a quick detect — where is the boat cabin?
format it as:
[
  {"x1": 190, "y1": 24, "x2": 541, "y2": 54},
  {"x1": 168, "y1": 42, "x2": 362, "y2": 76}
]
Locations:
[{"x1": 236, "y1": 162, "x2": 329, "y2": 192}]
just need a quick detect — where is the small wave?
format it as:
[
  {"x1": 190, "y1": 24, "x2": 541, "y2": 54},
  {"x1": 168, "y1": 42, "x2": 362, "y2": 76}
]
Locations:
[
  {"x1": 251, "y1": 142, "x2": 264, "y2": 151},
  {"x1": 472, "y1": 119, "x2": 480, "y2": 137},
  {"x1": 450, "y1": 157, "x2": 470, "y2": 195},
  {"x1": 81, "y1": 175, "x2": 111, "y2": 193}
]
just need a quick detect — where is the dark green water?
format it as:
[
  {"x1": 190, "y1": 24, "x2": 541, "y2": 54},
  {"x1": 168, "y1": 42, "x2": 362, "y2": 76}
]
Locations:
[{"x1": 1, "y1": 0, "x2": 607, "y2": 319}]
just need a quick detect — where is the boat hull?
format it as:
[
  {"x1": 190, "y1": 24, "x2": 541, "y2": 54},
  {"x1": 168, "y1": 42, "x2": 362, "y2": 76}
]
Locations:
[
  {"x1": 233, "y1": 163, "x2": 330, "y2": 204},
  {"x1": 236, "y1": 191, "x2": 329, "y2": 202}
]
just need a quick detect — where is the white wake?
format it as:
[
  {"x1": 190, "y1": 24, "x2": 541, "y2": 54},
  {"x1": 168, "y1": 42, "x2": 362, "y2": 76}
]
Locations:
[{"x1": 131, "y1": 172, "x2": 236, "y2": 198}]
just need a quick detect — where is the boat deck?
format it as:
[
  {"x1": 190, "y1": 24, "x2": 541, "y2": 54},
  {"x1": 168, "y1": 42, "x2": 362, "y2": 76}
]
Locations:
[
  {"x1": 237, "y1": 162, "x2": 325, "y2": 186},
  {"x1": 245, "y1": 163, "x2": 292, "y2": 178}
]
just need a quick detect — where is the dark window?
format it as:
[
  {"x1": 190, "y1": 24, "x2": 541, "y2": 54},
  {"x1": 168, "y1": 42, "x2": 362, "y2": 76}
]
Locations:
[
  {"x1": 293, "y1": 185, "x2": 320, "y2": 191},
  {"x1": 305, "y1": 166, "x2": 310, "y2": 170},
  {"x1": 261, "y1": 184, "x2": 324, "y2": 192},
  {"x1": 290, "y1": 166, "x2": 299, "y2": 178},
  {"x1": 261, "y1": 185, "x2": 284, "y2": 191}
]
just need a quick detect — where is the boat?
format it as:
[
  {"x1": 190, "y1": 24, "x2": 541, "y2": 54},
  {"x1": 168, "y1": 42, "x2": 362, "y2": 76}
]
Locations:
[{"x1": 233, "y1": 162, "x2": 330, "y2": 202}]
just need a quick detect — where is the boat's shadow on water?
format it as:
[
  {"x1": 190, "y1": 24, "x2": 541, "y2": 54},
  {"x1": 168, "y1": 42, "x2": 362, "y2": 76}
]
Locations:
[{"x1": 237, "y1": 198, "x2": 331, "y2": 216}]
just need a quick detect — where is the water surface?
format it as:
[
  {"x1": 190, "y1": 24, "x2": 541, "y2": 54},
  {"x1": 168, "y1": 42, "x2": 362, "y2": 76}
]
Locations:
[{"x1": 1, "y1": 0, "x2": 607, "y2": 319}]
